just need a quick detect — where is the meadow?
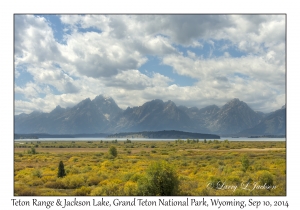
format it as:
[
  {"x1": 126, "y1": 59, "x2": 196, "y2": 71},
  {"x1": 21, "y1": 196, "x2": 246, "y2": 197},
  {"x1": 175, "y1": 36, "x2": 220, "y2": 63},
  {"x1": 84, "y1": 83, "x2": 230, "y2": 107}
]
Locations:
[{"x1": 14, "y1": 139, "x2": 286, "y2": 196}]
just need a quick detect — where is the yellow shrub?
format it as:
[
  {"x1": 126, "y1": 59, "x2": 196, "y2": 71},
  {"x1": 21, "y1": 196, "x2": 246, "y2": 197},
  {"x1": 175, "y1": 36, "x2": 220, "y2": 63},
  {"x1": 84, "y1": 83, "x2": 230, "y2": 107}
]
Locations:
[
  {"x1": 87, "y1": 176, "x2": 101, "y2": 186},
  {"x1": 123, "y1": 181, "x2": 138, "y2": 196},
  {"x1": 73, "y1": 186, "x2": 92, "y2": 196}
]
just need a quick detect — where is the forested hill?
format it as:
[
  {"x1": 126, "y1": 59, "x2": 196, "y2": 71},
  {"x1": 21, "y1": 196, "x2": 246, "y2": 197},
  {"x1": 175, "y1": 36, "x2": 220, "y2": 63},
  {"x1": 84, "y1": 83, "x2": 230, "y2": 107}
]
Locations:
[{"x1": 107, "y1": 130, "x2": 220, "y2": 139}]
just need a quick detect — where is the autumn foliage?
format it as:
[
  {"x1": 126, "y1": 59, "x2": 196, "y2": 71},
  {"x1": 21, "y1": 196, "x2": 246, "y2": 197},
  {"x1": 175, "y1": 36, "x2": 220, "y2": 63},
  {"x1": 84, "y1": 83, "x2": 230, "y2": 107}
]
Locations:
[{"x1": 14, "y1": 140, "x2": 286, "y2": 196}]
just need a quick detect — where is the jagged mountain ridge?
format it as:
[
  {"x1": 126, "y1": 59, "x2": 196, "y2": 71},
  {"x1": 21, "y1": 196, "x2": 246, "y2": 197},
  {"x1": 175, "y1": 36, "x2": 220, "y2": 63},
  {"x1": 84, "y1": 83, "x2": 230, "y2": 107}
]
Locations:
[
  {"x1": 238, "y1": 106, "x2": 286, "y2": 136},
  {"x1": 112, "y1": 99, "x2": 192, "y2": 132},
  {"x1": 207, "y1": 98, "x2": 264, "y2": 134},
  {"x1": 15, "y1": 95, "x2": 122, "y2": 134},
  {"x1": 14, "y1": 95, "x2": 286, "y2": 136}
]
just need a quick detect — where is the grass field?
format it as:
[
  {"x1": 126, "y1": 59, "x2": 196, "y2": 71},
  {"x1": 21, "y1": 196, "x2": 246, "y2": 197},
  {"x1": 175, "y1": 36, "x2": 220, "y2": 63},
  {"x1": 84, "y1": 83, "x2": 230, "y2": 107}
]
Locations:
[{"x1": 14, "y1": 139, "x2": 286, "y2": 196}]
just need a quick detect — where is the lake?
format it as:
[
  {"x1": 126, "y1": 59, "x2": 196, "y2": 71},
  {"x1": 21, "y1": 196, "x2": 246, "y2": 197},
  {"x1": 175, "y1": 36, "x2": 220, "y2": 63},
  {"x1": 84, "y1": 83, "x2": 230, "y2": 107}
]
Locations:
[{"x1": 14, "y1": 137, "x2": 286, "y2": 142}]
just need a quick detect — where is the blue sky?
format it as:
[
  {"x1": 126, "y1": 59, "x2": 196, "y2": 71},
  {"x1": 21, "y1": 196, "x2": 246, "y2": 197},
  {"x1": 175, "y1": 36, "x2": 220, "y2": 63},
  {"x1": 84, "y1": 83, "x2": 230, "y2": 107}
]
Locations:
[{"x1": 14, "y1": 14, "x2": 286, "y2": 114}]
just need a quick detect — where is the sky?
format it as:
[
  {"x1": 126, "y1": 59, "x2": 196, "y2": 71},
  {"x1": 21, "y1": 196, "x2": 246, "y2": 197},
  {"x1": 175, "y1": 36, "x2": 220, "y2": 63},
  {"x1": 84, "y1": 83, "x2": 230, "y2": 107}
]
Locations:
[{"x1": 14, "y1": 14, "x2": 286, "y2": 115}]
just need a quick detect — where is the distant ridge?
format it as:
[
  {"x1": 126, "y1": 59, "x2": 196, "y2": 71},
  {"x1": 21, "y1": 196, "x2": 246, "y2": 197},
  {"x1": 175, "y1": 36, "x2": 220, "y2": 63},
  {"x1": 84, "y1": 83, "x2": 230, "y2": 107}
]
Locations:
[{"x1": 107, "y1": 130, "x2": 220, "y2": 139}]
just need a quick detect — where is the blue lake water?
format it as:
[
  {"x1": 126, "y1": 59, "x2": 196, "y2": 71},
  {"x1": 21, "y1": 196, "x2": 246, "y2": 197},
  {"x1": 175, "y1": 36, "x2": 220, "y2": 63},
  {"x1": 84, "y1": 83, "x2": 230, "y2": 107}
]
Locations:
[{"x1": 14, "y1": 137, "x2": 286, "y2": 142}]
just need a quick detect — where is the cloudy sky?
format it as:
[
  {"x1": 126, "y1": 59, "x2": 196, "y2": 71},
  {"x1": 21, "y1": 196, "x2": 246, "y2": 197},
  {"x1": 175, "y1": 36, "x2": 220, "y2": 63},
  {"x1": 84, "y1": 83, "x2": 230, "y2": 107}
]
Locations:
[{"x1": 14, "y1": 14, "x2": 286, "y2": 115}]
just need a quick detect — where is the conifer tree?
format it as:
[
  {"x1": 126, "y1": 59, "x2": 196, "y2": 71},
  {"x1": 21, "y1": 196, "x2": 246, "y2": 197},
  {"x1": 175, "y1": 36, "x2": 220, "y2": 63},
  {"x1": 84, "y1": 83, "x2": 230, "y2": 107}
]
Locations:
[{"x1": 58, "y1": 161, "x2": 66, "y2": 178}]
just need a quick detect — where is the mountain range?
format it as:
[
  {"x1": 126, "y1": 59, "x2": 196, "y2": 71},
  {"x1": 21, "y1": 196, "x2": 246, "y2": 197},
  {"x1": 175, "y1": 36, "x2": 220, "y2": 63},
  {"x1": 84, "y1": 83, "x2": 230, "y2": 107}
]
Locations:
[{"x1": 14, "y1": 95, "x2": 286, "y2": 136}]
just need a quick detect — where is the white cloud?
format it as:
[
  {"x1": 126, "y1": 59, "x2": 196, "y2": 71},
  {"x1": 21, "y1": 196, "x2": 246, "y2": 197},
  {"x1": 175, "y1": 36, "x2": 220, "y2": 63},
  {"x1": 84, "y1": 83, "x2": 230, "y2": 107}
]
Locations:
[
  {"x1": 15, "y1": 82, "x2": 41, "y2": 99},
  {"x1": 161, "y1": 53, "x2": 285, "y2": 111},
  {"x1": 137, "y1": 35, "x2": 177, "y2": 55},
  {"x1": 190, "y1": 41, "x2": 203, "y2": 48},
  {"x1": 223, "y1": 52, "x2": 230, "y2": 57},
  {"x1": 163, "y1": 53, "x2": 284, "y2": 84},
  {"x1": 15, "y1": 100, "x2": 41, "y2": 114},
  {"x1": 187, "y1": 50, "x2": 196, "y2": 58},
  {"x1": 14, "y1": 14, "x2": 286, "y2": 114},
  {"x1": 59, "y1": 31, "x2": 147, "y2": 78},
  {"x1": 222, "y1": 15, "x2": 285, "y2": 55},
  {"x1": 14, "y1": 93, "x2": 94, "y2": 115},
  {"x1": 26, "y1": 63, "x2": 80, "y2": 94},
  {"x1": 104, "y1": 70, "x2": 154, "y2": 90},
  {"x1": 14, "y1": 15, "x2": 61, "y2": 65}
]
